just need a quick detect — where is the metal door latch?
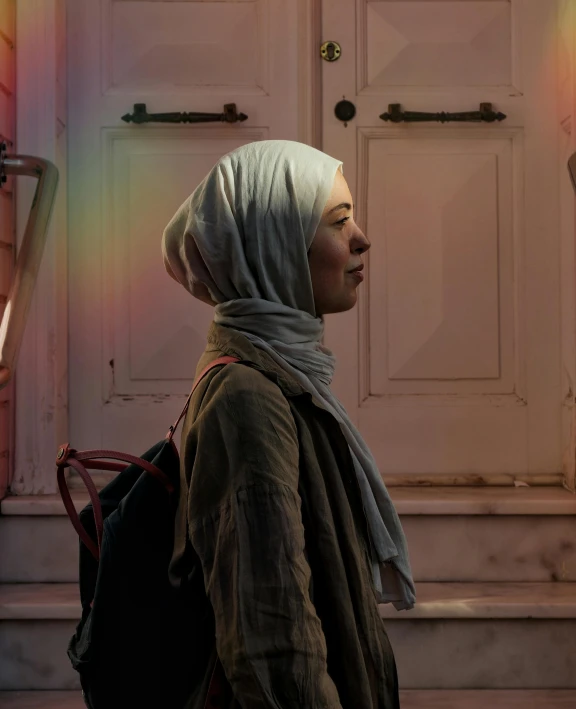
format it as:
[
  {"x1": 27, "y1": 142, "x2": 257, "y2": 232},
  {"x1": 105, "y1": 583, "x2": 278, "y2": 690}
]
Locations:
[
  {"x1": 380, "y1": 102, "x2": 506, "y2": 123},
  {"x1": 121, "y1": 103, "x2": 248, "y2": 125}
]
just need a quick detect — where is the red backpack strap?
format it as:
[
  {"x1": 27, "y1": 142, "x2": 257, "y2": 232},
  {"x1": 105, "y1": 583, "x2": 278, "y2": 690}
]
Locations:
[
  {"x1": 56, "y1": 355, "x2": 240, "y2": 560},
  {"x1": 55, "y1": 444, "x2": 172, "y2": 561},
  {"x1": 56, "y1": 445, "x2": 103, "y2": 560},
  {"x1": 204, "y1": 658, "x2": 226, "y2": 709},
  {"x1": 166, "y1": 355, "x2": 240, "y2": 442}
]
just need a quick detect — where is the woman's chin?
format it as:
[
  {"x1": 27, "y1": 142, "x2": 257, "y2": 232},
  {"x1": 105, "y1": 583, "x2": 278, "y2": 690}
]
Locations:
[{"x1": 318, "y1": 291, "x2": 358, "y2": 316}]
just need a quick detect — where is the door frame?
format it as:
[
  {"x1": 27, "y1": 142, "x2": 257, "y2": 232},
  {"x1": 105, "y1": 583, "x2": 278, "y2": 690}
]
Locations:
[
  {"x1": 559, "y1": 0, "x2": 576, "y2": 492},
  {"x1": 13, "y1": 0, "x2": 321, "y2": 494},
  {"x1": 12, "y1": 0, "x2": 68, "y2": 495}
]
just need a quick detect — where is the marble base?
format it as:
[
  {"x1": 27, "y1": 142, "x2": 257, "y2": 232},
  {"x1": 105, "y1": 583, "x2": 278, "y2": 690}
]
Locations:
[
  {"x1": 379, "y1": 582, "x2": 576, "y2": 619},
  {"x1": 0, "y1": 518, "x2": 79, "y2": 583},
  {"x1": 3, "y1": 488, "x2": 576, "y2": 584},
  {"x1": 0, "y1": 621, "x2": 79, "y2": 691},
  {"x1": 2, "y1": 583, "x2": 576, "y2": 690},
  {"x1": 389, "y1": 486, "x2": 576, "y2": 515},
  {"x1": 3, "y1": 513, "x2": 576, "y2": 584},
  {"x1": 0, "y1": 692, "x2": 84, "y2": 709},
  {"x1": 403, "y1": 515, "x2": 576, "y2": 583},
  {"x1": 1, "y1": 690, "x2": 576, "y2": 709},
  {"x1": 400, "y1": 690, "x2": 576, "y2": 708},
  {"x1": 387, "y1": 618, "x2": 576, "y2": 689},
  {"x1": 3, "y1": 582, "x2": 575, "y2": 621},
  {"x1": 4, "y1": 487, "x2": 576, "y2": 516}
]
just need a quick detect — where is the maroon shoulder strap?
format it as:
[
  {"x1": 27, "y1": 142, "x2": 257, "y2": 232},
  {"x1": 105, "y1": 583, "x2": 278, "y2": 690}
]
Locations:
[
  {"x1": 56, "y1": 355, "x2": 241, "y2": 561},
  {"x1": 166, "y1": 355, "x2": 240, "y2": 442},
  {"x1": 204, "y1": 658, "x2": 227, "y2": 709}
]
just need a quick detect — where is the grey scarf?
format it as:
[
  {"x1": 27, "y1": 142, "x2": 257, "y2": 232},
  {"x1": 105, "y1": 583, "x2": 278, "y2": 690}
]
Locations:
[{"x1": 161, "y1": 139, "x2": 415, "y2": 610}]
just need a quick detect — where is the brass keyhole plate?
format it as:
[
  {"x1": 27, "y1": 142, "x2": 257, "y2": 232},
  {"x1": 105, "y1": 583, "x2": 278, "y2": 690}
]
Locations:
[{"x1": 320, "y1": 41, "x2": 341, "y2": 62}]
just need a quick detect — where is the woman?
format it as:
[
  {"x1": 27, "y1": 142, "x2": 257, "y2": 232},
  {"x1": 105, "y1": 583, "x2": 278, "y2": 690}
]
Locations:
[{"x1": 162, "y1": 140, "x2": 415, "y2": 709}]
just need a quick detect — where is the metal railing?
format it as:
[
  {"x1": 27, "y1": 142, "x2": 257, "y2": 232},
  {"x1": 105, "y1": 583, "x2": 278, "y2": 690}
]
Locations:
[
  {"x1": 568, "y1": 152, "x2": 576, "y2": 195},
  {"x1": 0, "y1": 140, "x2": 59, "y2": 389}
]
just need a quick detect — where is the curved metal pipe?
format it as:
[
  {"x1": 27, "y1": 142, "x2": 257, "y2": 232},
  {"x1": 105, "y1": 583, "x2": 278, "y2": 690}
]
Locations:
[
  {"x1": 0, "y1": 152, "x2": 59, "y2": 389},
  {"x1": 568, "y1": 152, "x2": 576, "y2": 194}
]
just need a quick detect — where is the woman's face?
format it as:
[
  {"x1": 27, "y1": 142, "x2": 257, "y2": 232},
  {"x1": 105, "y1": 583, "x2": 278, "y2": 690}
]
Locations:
[{"x1": 308, "y1": 170, "x2": 371, "y2": 316}]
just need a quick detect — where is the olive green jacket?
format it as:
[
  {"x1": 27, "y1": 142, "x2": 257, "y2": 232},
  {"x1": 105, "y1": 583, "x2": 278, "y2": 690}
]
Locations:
[{"x1": 171, "y1": 322, "x2": 399, "y2": 709}]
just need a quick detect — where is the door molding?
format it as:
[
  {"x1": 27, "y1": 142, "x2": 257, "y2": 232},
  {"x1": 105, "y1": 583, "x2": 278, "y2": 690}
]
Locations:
[
  {"x1": 12, "y1": 0, "x2": 68, "y2": 494},
  {"x1": 298, "y1": 0, "x2": 322, "y2": 148},
  {"x1": 559, "y1": 0, "x2": 576, "y2": 493}
]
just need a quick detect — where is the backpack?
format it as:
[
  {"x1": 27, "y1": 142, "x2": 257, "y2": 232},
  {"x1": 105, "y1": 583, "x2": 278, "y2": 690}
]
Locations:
[{"x1": 55, "y1": 355, "x2": 240, "y2": 709}]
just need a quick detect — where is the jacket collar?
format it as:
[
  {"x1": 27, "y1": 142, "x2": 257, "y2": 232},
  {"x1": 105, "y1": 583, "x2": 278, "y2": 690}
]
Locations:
[{"x1": 201, "y1": 321, "x2": 307, "y2": 398}]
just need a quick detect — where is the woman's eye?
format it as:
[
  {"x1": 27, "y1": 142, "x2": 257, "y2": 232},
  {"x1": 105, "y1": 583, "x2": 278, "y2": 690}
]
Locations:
[{"x1": 336, "y1": 216, "x2": 350, "y2": 226}]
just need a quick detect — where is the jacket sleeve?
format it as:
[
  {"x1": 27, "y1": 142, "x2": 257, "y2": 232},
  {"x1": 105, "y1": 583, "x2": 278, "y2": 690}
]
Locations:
[{"x1": 184, "y1": 365, "x2": 342, "y2": 709}]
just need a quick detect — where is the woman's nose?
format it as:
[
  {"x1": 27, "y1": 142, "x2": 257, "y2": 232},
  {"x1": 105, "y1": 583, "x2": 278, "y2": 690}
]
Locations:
[{"x1": 353, "y1": 230, "x2": 371, "y2": 254}]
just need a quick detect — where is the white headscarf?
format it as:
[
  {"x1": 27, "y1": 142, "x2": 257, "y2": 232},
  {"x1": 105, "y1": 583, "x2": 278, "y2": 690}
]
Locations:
[{"x1": 162, "y1": 140, "x2": 415, "y2": 610}]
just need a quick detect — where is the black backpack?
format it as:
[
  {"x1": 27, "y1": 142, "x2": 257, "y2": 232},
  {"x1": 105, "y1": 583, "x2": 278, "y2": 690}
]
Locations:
[{"x1": 56, "y1": 356, "x2": 240, "y2": 709}]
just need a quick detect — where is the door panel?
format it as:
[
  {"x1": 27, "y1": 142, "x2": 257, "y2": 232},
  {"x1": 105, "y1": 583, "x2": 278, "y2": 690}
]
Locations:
[
  {"x1": 106, "y1": 1, "x2": 268, "y2": 95},
  {"x1": 365, "y1": 134, "x2": 514, "y2": 393},
  {"x1": 361, "y1": 1, "x2": 513, "y2": 90}
]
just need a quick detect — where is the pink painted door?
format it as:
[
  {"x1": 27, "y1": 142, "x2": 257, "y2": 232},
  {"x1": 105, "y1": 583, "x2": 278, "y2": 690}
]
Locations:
[
  {"x1": 66, "y1": 0, "x2": 303, "y2": 464},
  {"x1": 321, "y1": 0, "x2": 574, "y2": 483}
]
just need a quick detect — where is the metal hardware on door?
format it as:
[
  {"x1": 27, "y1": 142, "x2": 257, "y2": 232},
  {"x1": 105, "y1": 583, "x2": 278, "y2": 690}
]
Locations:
[
  {"x1": 320, "y1": 41, "x2": 341, "y2": 61},
  {"x1": 568, "y1": 152, "x2": 576, "y2": 194},
  {"x1": 0, "y1": 138, "x2": 13, "y2": 186},
  {"x1": 0, "y1": 142, "x2": 6, "y2": 186},
  {"x1": 380, "y1": 102, "x2": 507, "y2": 123},
  {"x1": 121, "y1": 103, "x2": 248, "y2": 125},
  {"x1": 334, "y1": 100, "x2": 356, "y2": 124}
]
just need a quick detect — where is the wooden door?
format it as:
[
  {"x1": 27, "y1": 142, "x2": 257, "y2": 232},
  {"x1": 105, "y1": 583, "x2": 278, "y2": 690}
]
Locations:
[
  {"x1": 67, "y1": 0, "x2": 307, "y2": 456},
  {"x1": 321, "y1": 0, "x2": 568, "y2": 483}
]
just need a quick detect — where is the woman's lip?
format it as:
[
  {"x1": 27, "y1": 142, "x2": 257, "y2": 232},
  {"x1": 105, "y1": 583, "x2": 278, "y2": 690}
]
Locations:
[{"x1": 348, "y1": 270, "x2": 364, "y2": 282}]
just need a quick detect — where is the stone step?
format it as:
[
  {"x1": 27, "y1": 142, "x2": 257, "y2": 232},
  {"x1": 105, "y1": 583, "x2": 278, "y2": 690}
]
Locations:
[
  {"x1": 1, "y1": 582, "x2": 576, "y2": 691},
  {"x1": 2, "y1": 487, "x2": 576, "y2": 584},
  {"x1": 1, "y1": 690, "x2": 576, "y2": 709},
  {"x1": 0, "y1": 692, "x2": 83, "y2": 708},
  {"x1": 4, "y1": 581, "x2": 575, "y2": 621}
]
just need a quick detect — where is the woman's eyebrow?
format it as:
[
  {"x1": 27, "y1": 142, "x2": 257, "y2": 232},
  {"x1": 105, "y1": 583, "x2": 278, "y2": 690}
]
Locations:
[{"x1": 327, "y1": 202, "x2": 353, "y2": 214}]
